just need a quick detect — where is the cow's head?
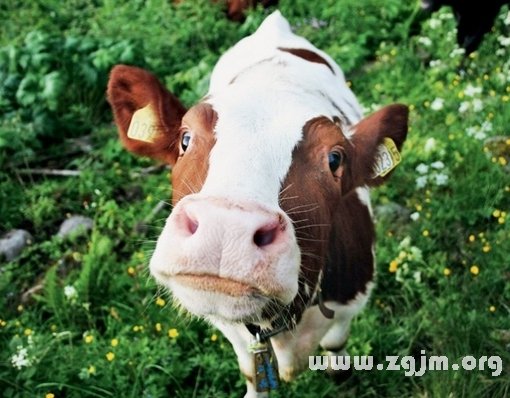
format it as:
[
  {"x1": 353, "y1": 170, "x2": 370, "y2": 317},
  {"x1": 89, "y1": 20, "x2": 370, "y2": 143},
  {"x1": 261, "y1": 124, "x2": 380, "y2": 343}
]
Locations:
[{"x1": 107, "y1": 12, "x2": 408, "y2": 328}]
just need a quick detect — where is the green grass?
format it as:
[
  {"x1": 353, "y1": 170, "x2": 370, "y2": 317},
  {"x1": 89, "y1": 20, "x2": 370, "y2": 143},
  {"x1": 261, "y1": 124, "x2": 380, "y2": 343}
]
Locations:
[{"x1": 1, "y1": 1, "x2": 509, "y2": 397}]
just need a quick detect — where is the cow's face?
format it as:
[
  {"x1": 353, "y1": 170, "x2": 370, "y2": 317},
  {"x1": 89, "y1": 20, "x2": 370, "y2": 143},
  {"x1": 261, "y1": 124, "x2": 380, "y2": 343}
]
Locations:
[{"x1": 107, "y1": 16, "x2": 408, "y2": 327}]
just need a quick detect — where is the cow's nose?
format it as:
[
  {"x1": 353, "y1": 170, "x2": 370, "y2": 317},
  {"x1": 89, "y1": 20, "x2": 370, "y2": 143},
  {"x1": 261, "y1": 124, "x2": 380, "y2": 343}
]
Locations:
[{"x1": 172, "y1": 197, "x2": 288, "y2": 250}]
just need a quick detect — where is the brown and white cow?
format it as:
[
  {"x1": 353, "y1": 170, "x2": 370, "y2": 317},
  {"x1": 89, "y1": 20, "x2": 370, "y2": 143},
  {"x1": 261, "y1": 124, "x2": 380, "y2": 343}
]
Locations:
[{"x1": 107, "y1": 11, "x2": 408, "y2": 397}]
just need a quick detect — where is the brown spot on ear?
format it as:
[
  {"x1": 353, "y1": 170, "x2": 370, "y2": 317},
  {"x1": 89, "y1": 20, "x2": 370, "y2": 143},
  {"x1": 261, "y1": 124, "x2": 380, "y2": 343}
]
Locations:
[
  {"x1": 346, "y1": 104, "x2": 409, "y2": 191},
  {"x1": 107, "y1": 65, "x2": 187, "y2": 165},
  {"x1": 279, "y1": 47, "x2": 335, "y2": 74}
]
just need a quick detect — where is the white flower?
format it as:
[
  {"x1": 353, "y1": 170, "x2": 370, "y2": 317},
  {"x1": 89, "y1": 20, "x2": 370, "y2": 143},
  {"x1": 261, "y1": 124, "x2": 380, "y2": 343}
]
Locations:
[
  {"x1": 430, "y1": 97, "x2": 444, "y2": 111},
  {"x1": 428, "y1": 18, "x2": 441, "y2": 29},
  {"x1": 424, "y1": 138, "x2": 437, "y2": 153},
  {"x1": 418, "y1": 36, "x2": 432, "y2": 47},
  {"x1": 450, "y1": 48, "x2": 465, "y2": 58},
  {"x1": 416, "y1": 175, "x2": 428, "y2": 189},
  {"x1": 64, "y1": 285, "x2": 78, "y2": 300},
  {"x1": 481, "y1": 120, "x2": 493, "y2": 133},
  {"x1": 409, "y1": 246, "x2": 423, "y2": 262},
  {"x1": 474, "y1": 131, "x2": 487, "y2": 140},
  {"x1": 439, "y1": 12, "x2": 453, "y2": 20},
  {"x1": 431, "y1": 160, "x2": 445, "y2": 169},
  {"x1": 413, "y1": 271, "x2": 422, "y2": 283},
  {"x1": 496, "y1": 48, "x2": 505, "y2": 56},
  {"x1": 410, "y1": 212, "x2": 420, "y2": 221},
  {"x1": 459, "y1": 101, "x2": 470, "y2": 113},
  {"x1": 504, "y1": 11, "x2": 510, "y2": 26},
  {"x1": 464, "y1": 84, "x2": 482, "y2": 97},
  {"x1": 429, "y1": 59, "x2": 442, "y2": 68},
  {"x1": 472, "y1": 98, "x2": 483, "y2": 112},
  {"x1": 11, "y1": 346, "x2": 32, "y2": 370},
  {"x1": 434, "y1": 173, "x2": 449, "y2": 186},
  {"x1": 467, "y1": 126, "x2": 485, "y2": 140},
  {"x1": 399, "y1": 236, "x2": 411, "y2": 249},
  {"x1": 498, "y1": 36, "x2": 510, "y2": 47},
  {"x1": 416, "y1": 163, "x2": 429, "y2": 174}
]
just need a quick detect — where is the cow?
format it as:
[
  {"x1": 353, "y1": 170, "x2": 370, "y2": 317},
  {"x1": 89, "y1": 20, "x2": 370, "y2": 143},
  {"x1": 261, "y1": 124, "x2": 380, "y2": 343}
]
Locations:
[{"x1": 107, "y1": 11, "x2": 408, "y2": 397}]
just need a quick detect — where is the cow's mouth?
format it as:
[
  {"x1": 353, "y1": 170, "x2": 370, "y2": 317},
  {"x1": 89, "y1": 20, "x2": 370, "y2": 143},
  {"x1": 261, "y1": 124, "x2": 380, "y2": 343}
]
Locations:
[{"x1": 172, "y1": 274, "x2": 261, "y2": 297}]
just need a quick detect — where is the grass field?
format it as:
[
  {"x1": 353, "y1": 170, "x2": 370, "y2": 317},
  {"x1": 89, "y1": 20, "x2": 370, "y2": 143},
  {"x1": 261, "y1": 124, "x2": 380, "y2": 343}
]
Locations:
[{"x1": 1, "y1": 1, "x2": 509, "y2": 397}]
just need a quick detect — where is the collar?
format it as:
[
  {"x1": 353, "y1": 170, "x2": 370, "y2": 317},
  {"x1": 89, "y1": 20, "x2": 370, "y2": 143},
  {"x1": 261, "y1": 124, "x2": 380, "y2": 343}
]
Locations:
[{"x1": 245, "y1": 287, "x2": 335, "y2": 341}]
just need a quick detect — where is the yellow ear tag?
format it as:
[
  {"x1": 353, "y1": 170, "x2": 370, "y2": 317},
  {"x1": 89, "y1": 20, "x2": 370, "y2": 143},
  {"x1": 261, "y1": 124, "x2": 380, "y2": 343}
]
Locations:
[
  {"x1": 127, "y1": 104, "x2": 160, "y2": 143},
  {"x1": 372, "y1": 137, "x2": 401, "y2": 178}
]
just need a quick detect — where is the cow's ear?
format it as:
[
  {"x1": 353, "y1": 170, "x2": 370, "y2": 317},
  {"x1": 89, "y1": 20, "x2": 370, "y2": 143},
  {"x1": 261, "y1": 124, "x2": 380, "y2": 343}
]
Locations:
[
  {"x1": 107, "y1": 65, "x2": 187, "y2": 165},
  {"x1": 343, "y1": 104, "x2": 408, "y2": 193}
]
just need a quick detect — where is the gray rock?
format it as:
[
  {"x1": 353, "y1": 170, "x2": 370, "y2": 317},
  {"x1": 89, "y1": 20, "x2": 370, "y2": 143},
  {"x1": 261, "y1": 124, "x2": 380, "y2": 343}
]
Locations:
[
  {"x1": 0, "y1": 229, "x2": 33, "y2": 261},
  {"x1": 374, "y1": 202, "x2": 411, "y2": 223},
  {"x1": 57, "y1": 215, "x2": 93, "y2": 238}
]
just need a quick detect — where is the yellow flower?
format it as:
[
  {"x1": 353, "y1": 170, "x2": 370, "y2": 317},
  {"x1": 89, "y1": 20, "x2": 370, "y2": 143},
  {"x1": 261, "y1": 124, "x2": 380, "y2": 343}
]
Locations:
[
  {"x1": 155, "y1": 323, "x2": 162, "y2": 332},
  {"x1": 127, "y1": 266, "x2": 136, "y2": 276},
  {"x1": 50, "y1": 324, "x2": 57, "y2": 332},
  {"x1": 470, "y1": 265, "x2": 480, "y2": 275},
  {"x1": 498, "y1": 157, "x2": 507, "y2": 166},
  {"x1": 155, "y1": 297, "x2": 166, "y2": 307},
  {"x1": 489, "y1": 306, "x2": 496, "y2": 313},
  {"x1": 111, "y1": 338, "x2": 119, "y2": 347},
  {"x1": 17, "y1": 305, "x2": 23, "y2": 312},
  {"x1": 492, "y1": 209, "x2": 501, "y2": 218},
  {"x1": 415, "y1": 204, "x2": 423, "y2": 211},
  {"x1": 84, "y1": 334, "x2": 94, "y2": 344},
  {"x1": 106, "y1": 352, "x2": 115, "y2": 361},
  {"x1": 443, "y1": 268, "x2": 451, "y2": 276},
  {"x1": 389, "y1": 260, "x2": 398, "y2": 273},
  {"x1": 498, "y1": 217, "x2": 505, "y2": 224},
  {"x1": 482, "y1": 245, "x2": 491, "y2": 253},
  {"x1": 46, "y1": 394, "x2": 55, "y2": 398},
  {"x1": 468, "y1": 234, "x2": 475, "y2": 242},
  {"x1": 168, "y1": 328, "x2": 179, "y2": 339},
  {"x1": 88, "y1": 365, "x2": 96, "y2": 374},
  {"x1": 133, "y1": 325, "x2": 144, "y2": 332},
  {"x1": 422, "y1": 229, "x2": 430, "y2": 237},
  {"x1": 211, "y1": 334, "x2": 218, "y2": 342},
  {"x1": 24, "y1": 328, "x2": 32, "y2": 336},
  {"x1": 0, "y1": 319, "x2": 6, "y2": 327}
]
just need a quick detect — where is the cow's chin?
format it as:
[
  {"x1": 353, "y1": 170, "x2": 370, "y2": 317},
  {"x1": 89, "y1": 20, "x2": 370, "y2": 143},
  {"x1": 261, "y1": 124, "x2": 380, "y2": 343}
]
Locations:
[{"x1": 165, "y1": 275, "x2": 288, "y2": 323}]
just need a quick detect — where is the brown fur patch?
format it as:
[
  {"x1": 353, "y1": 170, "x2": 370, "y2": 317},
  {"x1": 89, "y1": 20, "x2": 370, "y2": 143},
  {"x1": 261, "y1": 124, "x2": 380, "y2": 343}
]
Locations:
[
  {"x1": 171, "y1": 103, "x2": 218, "y2": 205},
  {"x1": 279, "y1": 47, "x2": 335, "y2": 74}
]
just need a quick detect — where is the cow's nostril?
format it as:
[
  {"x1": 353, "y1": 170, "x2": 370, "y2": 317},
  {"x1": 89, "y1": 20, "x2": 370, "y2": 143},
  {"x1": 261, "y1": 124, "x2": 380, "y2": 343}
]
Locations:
[
  {"x1": 187, "y1": 218, "x2": 199, "y2": 235},
  {"x1": 181, "y1": 211, "x2": 198, "y2": 235},
  {"x1": 254, "y1": 225, "x2": 278, "y2": 247}
]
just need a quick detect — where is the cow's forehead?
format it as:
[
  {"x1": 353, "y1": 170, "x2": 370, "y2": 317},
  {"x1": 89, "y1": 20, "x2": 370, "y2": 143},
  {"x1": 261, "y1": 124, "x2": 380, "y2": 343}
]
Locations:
[{"x1": 199, "y1": 11, "x2": 362, "y2": 207}]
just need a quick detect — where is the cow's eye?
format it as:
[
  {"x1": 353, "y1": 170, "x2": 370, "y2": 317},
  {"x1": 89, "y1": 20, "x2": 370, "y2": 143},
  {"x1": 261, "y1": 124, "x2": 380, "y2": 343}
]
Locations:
[
  {"x1": 328, "y1": 151, "x2": 343, "y2": 173},
  {"x1": 181, "y1": 131, "x2": 191, "y2": 152}
]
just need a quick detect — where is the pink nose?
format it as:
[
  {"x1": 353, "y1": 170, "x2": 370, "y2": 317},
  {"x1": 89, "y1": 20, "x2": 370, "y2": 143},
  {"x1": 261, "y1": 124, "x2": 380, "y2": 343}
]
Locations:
[{"x1": 172, "y1": 197, "x2": 288, "y2": 250}]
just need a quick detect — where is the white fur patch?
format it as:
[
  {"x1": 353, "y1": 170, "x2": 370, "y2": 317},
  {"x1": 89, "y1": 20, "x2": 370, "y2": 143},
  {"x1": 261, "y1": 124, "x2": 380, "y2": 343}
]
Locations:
[{"x1": 203, "y1": 10, "x2": 363, "y2": 207}]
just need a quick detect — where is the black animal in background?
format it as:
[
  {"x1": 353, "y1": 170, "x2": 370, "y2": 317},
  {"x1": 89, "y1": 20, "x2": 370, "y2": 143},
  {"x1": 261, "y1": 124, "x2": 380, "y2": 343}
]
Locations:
[{"x1": 421, "y1": 0, "x2": 510, "y2": 54}]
